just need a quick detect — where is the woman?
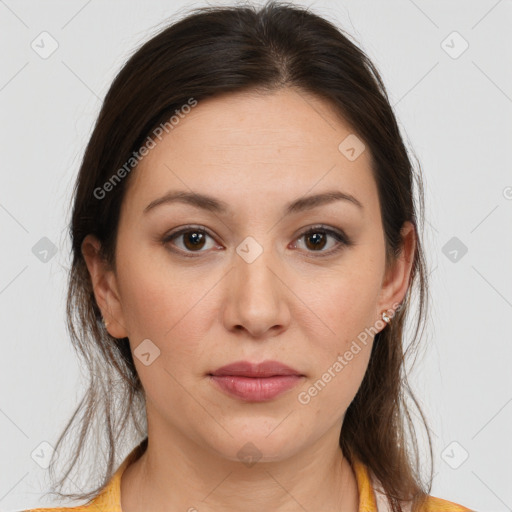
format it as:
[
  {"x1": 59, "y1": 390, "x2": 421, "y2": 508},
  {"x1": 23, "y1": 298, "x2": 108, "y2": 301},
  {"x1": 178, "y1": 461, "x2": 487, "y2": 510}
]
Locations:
[{"x1": 22, "y1": 2, "x2": 474, "y2": 511}]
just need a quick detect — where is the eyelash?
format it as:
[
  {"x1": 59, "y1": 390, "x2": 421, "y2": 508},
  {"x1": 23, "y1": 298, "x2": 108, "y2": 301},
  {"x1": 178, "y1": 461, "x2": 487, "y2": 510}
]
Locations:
[{"x1": 161, "y1": 224, "x2": 353, "y2": 259}]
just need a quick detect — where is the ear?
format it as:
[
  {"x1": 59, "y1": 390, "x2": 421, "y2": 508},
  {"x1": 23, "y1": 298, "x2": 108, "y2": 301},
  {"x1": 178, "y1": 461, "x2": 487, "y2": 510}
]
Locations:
[
  {"x1": 376, "y1": 221, "x2": 416, "y2": 321},
  {"x1": 81, "y1": 234, "x2": 129, "y2": 339}
]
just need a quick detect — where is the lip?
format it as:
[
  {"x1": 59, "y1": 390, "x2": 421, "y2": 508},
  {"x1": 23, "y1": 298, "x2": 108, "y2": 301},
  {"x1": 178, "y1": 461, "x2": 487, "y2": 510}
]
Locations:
[
  {"x1": 210, "y1": 360, "x2": 303, "y2": 378},
  {"x1": 208, "y1": 360, "x2": 305, "y2": 402}
]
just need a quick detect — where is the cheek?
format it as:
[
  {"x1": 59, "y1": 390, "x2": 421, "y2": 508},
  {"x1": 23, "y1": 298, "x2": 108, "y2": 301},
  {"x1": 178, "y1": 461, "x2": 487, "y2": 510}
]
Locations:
[
  {"x1": 115, "y1": 246, "x2": 218, "y2": 376},
  {"x1": 116, "y1": 255, "x2": 214, "y2": 415},
  {"x1": 293, "y1": 253, "x2": 382, "y2": 401},
  {"x1": 116, "y1": 240, "x2": 201, "y2": 333},
  {"x1": 302, "y1": 262, "x2": 382, "y2": 344},
  {"x1": 297, "y1": 281, "x2": 375, "y2": 417}
]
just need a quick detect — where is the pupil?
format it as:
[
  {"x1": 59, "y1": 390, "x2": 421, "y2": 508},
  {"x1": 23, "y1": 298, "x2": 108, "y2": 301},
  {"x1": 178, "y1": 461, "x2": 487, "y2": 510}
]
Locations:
[
  {"x1": 185, "y1": 232, "x2": 205, "y2": 250},
  {"x1": 307, "y1": 232, "x2": 326, "y2": 250}
]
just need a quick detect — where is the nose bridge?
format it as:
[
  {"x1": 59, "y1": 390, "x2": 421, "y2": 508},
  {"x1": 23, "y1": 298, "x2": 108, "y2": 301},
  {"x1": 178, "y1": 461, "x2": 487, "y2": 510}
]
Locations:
[
  {"x1": 234, "y1": 233, "x2": 280, "y2": 299},
  {"x1": 223, "y1": 232, "x2": 289, "y2": 336}
]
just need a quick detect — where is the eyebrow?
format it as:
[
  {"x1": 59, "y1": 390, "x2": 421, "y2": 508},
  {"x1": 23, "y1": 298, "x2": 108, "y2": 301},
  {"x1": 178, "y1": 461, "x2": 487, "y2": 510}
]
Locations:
[{"x1": 143, "y1": 189, "x2": 363, "y2": 216}]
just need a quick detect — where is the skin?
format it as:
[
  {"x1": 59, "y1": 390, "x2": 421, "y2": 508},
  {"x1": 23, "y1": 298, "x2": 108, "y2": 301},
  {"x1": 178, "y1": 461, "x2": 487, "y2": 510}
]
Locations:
[{"x1": 82, "y1": 87, "x2": 416, "y2": 512}]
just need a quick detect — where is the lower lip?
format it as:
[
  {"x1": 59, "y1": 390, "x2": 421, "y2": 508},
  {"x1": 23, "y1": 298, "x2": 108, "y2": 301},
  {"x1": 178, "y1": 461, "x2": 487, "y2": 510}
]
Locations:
[{"x1": 209, "y1": 375, "x2": 303, "y2": 402}]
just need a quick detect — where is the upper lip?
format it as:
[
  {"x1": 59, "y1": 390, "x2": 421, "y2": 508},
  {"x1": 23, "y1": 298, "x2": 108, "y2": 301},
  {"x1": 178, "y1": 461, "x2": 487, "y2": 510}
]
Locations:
[{"x1": 209, "y1": 360, "x2": 303, "y2": 378}]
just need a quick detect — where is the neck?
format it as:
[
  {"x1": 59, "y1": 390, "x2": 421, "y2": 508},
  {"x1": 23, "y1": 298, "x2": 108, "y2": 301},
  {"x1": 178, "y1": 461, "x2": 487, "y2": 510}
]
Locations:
[{"x1": 120, "y1": 428, "x2": 359, "y2": 512}]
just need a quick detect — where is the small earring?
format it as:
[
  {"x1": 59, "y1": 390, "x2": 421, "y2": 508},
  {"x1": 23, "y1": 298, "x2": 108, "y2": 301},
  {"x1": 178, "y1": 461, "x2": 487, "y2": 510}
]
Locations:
[
  {"x1": 381, "y1": 311, "x2": 391, "y2": 324},
  {"x1": 102, "y1": 317, "x2": 109, "y2": 328}
]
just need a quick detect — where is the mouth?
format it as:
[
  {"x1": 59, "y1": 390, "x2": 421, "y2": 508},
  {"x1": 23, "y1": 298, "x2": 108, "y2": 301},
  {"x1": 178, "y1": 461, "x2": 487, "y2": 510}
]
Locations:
[{"x1": 208, "y1": 360, "x2": 305, "y2": 402}]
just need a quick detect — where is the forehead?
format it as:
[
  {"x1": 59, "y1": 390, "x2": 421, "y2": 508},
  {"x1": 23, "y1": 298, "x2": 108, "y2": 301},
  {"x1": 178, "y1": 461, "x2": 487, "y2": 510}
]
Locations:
[{"x1": 124, "y1": 88, "x2": 378, "y2": 219}]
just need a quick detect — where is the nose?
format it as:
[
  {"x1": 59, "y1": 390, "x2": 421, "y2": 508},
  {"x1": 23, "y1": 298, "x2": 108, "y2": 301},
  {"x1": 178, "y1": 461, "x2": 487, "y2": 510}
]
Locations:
[{"x1": 222, "y1": 242, "x2": 291, "y2": 339}]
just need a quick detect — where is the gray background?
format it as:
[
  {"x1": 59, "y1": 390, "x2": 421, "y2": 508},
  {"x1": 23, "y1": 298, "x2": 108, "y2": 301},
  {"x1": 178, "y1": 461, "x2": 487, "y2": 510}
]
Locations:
[{"x1": 1, "y1": 1, "x2": 511, "y2": 511}]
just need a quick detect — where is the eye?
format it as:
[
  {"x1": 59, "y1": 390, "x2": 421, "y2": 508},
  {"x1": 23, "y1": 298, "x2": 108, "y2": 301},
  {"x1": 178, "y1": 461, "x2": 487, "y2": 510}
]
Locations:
[
  {"x1": 292, "y1": 225, "x2": 352, "y2": 256},
  {"x1": 162, "y1": 224, "x2": 353, "y2": 258},
  {"x1": 163, "y1": 226, "x2": 219, "y2": 257}
]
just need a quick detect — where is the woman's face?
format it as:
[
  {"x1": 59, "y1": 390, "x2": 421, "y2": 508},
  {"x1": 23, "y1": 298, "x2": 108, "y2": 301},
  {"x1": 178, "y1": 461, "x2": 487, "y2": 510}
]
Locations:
[{"x1": 83, "y1": 87, "x2": 414, "y2": 463}]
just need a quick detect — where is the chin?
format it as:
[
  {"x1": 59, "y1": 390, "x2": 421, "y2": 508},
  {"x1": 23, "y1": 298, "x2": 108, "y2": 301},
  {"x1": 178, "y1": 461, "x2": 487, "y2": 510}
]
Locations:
[{"x1": 204, "y1": 421, "x2": 309, "y2": 465}]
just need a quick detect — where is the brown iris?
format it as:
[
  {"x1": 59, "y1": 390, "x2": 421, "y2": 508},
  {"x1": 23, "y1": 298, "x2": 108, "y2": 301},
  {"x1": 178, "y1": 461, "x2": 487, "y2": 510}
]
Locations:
[
  {"x1": 304, "y1": 231, "x2": 327, "y2": 251},
  {"x1": 182, "y1": 231, "x2": 207, "y2": 251}
]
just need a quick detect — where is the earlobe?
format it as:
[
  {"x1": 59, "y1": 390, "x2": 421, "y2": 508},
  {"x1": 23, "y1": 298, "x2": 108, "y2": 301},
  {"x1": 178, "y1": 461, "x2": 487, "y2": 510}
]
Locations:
[{"x1": 81, "y1": 234, "x2": 128, "y2": 339}]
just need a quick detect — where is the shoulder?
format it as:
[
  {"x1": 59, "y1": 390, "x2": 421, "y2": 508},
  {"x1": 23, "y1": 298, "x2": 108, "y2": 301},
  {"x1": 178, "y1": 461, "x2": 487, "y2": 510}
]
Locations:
[
  {"x1": 17, "y1": 499, "x2": 103, "y2": 512},
  {"x1": 18, "y1": 495, "x2": 114, "y2": 512},
  {"x1": 19, "y1": 445, "x2": 142, "y2": 512},
  {"x1": 418, "y1": 494, "x2": 475, "y2": 511},
  {"x1": 367, "y1": 465, "x2": 474, "y2": 512},
  {"x1": 17, "y1": 506, "x2": 97, "y2": 512},
  {"x1": 374, "y1": 492, "x2": 475, "y2": 512},
  {"x1": 17, "y1": 508, "x2": 92, "y2": 512},
  {"x1": 353, "y1": 456, "x2": 475, "y2": 512}
]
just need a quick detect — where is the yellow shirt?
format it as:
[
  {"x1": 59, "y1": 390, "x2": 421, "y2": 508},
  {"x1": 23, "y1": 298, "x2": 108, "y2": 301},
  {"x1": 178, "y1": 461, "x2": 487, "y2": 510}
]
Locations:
[{"x1": 22, "y1": 444, "x2": 474, "y2": 512}]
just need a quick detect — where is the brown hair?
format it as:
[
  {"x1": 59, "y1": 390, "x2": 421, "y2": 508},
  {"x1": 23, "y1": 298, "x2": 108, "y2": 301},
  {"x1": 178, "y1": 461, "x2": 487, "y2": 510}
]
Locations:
[{"x1": 47, "y1": 2, "x2": 433, "y2": 510}]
